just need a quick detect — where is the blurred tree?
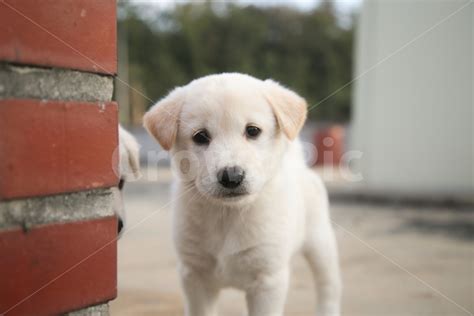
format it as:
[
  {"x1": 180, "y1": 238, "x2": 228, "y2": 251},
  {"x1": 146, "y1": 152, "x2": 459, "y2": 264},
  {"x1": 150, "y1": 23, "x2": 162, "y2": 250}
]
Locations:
[{"x1": 117, "y1": 1, "x2": 355, "y2": 122}]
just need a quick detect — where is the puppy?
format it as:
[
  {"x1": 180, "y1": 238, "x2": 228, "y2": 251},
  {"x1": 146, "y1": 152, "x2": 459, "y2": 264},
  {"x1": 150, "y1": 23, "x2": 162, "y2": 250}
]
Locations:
[
  {"x1": 113, "y1": 125, "x2": 140, "y2": 236},
  {"x1": 144, "y1": 73, "x2": 341, "y2": 316}
]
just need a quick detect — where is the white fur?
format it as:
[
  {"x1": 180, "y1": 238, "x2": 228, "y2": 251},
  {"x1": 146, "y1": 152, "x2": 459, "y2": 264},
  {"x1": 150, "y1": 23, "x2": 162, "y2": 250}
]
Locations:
[
  {"x1": 144, "y1": 73, "x2": 341, "y2": 316},
  {"x1": 118, "y1": 125, "x2": 141, "y2": 181},
  {"x1": 113, "y1": 125, "x2": 141, "y2": 237}
]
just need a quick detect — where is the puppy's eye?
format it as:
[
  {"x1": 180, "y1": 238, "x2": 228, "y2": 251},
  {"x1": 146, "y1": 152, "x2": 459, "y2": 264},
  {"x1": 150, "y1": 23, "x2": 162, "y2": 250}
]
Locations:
[
  {"x1": 118, "y1": 178, "x2": 125, "y2": 190},
  {"x1": 245, "y1": 125, "x2": 261, "y2": 139},
  {"x1": 192, "y1": 129, "x2": 211, "y2": 145}
]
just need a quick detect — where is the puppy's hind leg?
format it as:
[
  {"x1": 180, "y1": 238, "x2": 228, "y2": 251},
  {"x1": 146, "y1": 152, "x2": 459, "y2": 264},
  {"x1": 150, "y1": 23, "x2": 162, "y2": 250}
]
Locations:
[{"x1": 303, "y1": 222, "x2": 342, "y2": 316}]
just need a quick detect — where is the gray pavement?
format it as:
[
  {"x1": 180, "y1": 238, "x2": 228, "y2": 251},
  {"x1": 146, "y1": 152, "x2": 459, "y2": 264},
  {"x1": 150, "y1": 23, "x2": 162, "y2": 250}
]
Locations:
[{"x1": 110, "y1": 167, "x2": 474, "y2": 316}]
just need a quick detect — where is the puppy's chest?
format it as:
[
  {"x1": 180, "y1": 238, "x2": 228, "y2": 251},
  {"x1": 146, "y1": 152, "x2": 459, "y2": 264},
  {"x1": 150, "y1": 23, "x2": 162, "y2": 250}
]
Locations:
[
  {"x1": 196, "y1": 217, "x2": 283, "y2": 288},
  {"x1": 192, "y1": 218, "x2": 267, "y2": 286},
  {"x1": 200, "y1": 215, "x2": 254, "y2": 258},
  {"x1": 207, "y1": 234, "x2": 270, "y2": 288}
]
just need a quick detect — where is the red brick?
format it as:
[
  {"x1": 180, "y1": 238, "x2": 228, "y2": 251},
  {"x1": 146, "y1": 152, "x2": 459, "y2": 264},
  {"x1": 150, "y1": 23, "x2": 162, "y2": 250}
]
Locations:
[
  {"x1": 0, "y1": 99, "x2": 119, "y2": 200},
  {"x1": 0, "y1": 0, "x2": 117, "y2": 74},
  {"x1": 0, "y1": 216, "x2": 117, "y2": 315}
]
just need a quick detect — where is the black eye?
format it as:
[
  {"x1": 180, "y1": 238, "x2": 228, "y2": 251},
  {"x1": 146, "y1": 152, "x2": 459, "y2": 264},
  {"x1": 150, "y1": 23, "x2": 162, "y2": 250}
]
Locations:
[
  {"x1": 192, "y1": 129, "x2": 211, "y2": 145},
  {"x1": 118, "y1": 178, "x2": 125, "y2": 190},
  {"x1": 245, "y1": 125, "x2": 261, "y2": 138}
]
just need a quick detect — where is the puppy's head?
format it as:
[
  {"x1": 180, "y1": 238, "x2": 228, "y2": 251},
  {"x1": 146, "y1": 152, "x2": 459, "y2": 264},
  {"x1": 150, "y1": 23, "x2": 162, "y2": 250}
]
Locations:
[
  {"x1": 114, "y1": 126, "x2": 141, "y2": 236},
  {"x1": 118, "y1": 125, "x2": 141, "y2": 182},
  {"x1": 144, "y1": 73, "x2": 306, "y2": 204}
]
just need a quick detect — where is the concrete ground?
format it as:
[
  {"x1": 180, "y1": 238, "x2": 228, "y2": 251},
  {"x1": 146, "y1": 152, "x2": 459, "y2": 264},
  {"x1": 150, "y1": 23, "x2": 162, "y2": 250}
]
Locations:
[{"x1": 109, "y1": 167, "x2": 473, "y2": 316}]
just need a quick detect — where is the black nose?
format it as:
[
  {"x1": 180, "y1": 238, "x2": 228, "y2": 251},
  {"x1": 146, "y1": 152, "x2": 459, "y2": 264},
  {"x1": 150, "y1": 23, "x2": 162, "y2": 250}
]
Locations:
[{"x1": 217, "y1": 166, "x2": 245, "y2": 189}]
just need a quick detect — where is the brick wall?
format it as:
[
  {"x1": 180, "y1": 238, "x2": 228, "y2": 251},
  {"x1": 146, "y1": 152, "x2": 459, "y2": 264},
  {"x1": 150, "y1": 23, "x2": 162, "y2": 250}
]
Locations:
[{"x1": 0, "y1": 1, "x2": 119, "y2": 315}]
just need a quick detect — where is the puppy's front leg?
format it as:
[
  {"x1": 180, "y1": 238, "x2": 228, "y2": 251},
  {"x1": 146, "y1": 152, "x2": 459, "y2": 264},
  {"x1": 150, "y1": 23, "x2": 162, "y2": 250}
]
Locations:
[
  {"x1": 179, "y1": 265, "x2": 219, "y2": 316},
  {"x1": 304, "y1": 224, "x2": 342, "y2": 316},
  {"x1": 245, "y1": 268, "x2": 290, "y2": 316}
]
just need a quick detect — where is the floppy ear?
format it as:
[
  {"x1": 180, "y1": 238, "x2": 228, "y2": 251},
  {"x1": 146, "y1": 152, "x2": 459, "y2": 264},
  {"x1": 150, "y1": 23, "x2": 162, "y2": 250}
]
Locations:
[
  {"x1": 263, "y1": 79, "x2": 307, "y2": 140},
  {"x1": 143, "y1": 87, "x2": 185, "y2": 151},
  {"x1": 118, "y1": 126, "x2": 141, "y2": 180}
]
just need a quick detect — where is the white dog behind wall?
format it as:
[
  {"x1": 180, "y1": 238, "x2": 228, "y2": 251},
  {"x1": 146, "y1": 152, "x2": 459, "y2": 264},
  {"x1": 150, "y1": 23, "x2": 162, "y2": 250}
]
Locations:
[
  {"x1": 144, "y1": 73, "x2": 341, "y2": 316},
  {"x1": 113, "y1": 126, "x2": 141, "y2": 236}
]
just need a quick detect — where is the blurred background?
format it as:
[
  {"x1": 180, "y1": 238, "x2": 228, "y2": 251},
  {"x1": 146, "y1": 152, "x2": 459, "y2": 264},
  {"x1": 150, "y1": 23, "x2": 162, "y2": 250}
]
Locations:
[
  {"x1": 115, "y1": 0, "x2": 355, "y2": 124},
  {"x1": 110, "y1": 0, "x2": 473, "y2": 315}
]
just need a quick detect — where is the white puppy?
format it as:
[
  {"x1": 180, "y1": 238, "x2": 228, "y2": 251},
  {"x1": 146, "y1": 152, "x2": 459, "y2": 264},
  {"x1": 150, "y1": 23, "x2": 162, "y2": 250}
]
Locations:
[
  {"x1": 113, "y1": 125, "x2": 141, "y2": 236},
  {"x1": 144, "y1": 73, "x2": 341, "y2": 316}
]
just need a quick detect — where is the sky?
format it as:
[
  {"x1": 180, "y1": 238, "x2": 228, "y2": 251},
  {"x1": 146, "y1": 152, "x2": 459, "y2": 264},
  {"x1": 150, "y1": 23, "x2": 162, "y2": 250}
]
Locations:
[
  {"x1": 127, "y1": 0, "x2": 362, "y2": 28},
  {"x1": 128, "y1": 0, "x2": 362, "y2": 15},
  {"x1": 236, "y1": 0, "x2": 362, "y2": 13}
]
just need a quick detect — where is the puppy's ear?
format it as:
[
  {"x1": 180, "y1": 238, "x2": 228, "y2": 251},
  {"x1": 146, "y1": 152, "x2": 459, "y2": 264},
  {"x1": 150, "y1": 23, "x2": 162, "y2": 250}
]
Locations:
[
  {"x1": 263, "y1": 79, "x2": 307, "y2": 140},
  {"x1": 118, "y1": 126, "x2": 141, "y2": 181},
  {"x1": 143, "y1": 87, "x2": 185, "y2": 151}
]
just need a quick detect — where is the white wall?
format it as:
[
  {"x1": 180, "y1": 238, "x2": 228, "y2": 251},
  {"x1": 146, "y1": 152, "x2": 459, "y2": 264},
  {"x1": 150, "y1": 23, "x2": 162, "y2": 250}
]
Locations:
[{"x1": 351, "y1": 0, "x2": 473, "y2": 201}]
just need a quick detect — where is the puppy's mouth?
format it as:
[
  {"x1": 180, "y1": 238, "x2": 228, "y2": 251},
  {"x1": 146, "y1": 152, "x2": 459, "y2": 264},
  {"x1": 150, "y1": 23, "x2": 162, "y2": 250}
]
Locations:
[
  {"x1": 219, "y1": 191, "x2": 248, "y2": 198},
  {"x1": 195, "y1": 180, "x2": 253, "y2": 203}
]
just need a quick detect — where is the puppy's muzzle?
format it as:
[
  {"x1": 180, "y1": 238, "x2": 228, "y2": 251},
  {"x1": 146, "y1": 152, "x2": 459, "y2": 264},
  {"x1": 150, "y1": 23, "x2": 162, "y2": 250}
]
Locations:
[{"x1": 217, "y1": 166, "x2": 245, "y2": 189}]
